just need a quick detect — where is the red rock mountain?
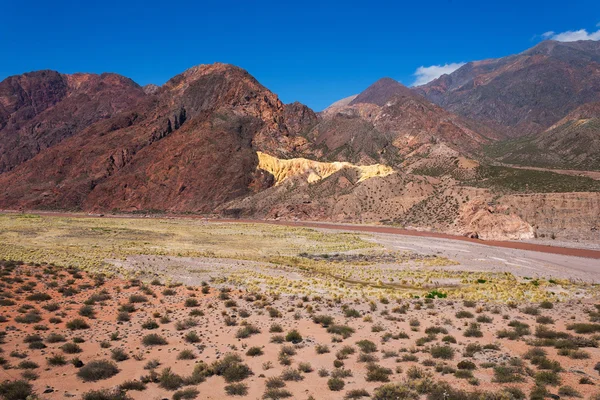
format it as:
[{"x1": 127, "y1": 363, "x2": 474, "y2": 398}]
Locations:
[
  {"x1": 313, "y1": 78, "x2": 500, "y2": 165},
  {"x1": 416, "y1": 40, "x2": 600, "y2": 136},
  {"x1": 0, "y1": 64, "x2": 317, "y2": 212},
  {"x1": 0, "y1": 70, "x2": 147, "y2": 173}
]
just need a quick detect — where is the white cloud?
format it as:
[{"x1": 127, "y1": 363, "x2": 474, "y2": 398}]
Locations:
[
  {"x1": 543, "y1": 28, "x2": 600, "y2": 42},
  {"x1": 412, "y1": 62, "x2": 465, "y2": 86}
]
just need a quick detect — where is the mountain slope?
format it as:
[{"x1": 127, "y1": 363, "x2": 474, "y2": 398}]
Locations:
[
  {"x1": 0, "y1": 70, "x2": 147, "y2": 173},
  {"x1": 312, "y1": 78, "x2": 500, "y2": 166},
  {"x1": 0, "y1": 64, "x2": 317, "y2": 212},
  {"x1": 486, "y1": 102, "x2": 600, "y2": 171},
  {"x1": 416, "y1": 40, "x2": 600, "y2": 137}
]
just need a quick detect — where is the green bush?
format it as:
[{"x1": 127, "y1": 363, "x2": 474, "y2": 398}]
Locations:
[
  {"x1": 142, "y1": 334, "x2": 168, "y2": 346},
  {"x1": 66, "y1": 318, "x2": 90, "y2": 330},
  {"x1": 327, "y1": 377, "x2": 345, "y2": 391},
  {"x1": 0, "y1": 380, "x2": 34, "y2": 400},
  {"x1": 82, "y1": 389, "x2": 132, "y2": 400},
  {"x1": 224, "y1": 383, "x2": 248, "y2": 396},
  {"x1": 430, "y1": 345, "x2": 455, "y2": 360},
  {"x1": 158, "y1": 367, "x2": 184, "y2": 390},
  {"x1": 172, "y1": 388, "x2": 199, "y2": 400},
  {"x1": 77, "y1": 360, "x2": 120, "y2": 382},
  {"x1": 285, "y1": 329, "x2": 302, "y2": 343}
]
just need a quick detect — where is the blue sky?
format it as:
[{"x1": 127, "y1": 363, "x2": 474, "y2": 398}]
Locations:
[{"x1": 2, "y1": 0, "x2": 599, "y2": 110}]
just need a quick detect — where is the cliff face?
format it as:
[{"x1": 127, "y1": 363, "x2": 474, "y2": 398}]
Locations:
[
  {"x1": 498, "y1": 193, "x2": 600, "y2": 240},
  {"x1": 0, "y1": 70, "x2": 147, "y2": 173}
]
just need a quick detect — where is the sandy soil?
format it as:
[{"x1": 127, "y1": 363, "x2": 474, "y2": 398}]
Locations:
[{"x1": 1, "y1": 263, "x2": 600, "y2": 400}]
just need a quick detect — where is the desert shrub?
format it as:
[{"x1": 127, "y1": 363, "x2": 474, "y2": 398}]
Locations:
[
  {"x1": 61, "y1": 342, "x2": 82, "y2": 354},
  {"x1": 406, "y1": 366, "x2": 426, "y2": 379},
  {"x1": 79, "y1": 305, "x2": 96, "y2": 318},
  {"x1": 430, "y1": 345, "x2": 455, "y2": 360},
  {"x1": 315, "y1": 344, "x2": 330, "y2": 354},
  {"x1": 262, "y1": 388, "x2": 292, "y2": 399},
  {"x1": 425, "y1": 327, "x2": 447, "y2": 335},
  {"x1": 493, "y1": 365, "x2": 525, "y2": 383},
  {"x1": 442, "y1": 335, "x2": 457, "y2": 343},
  {"x1": 536, "y1": 315, "x2": 555, "y2": 324},
  {"x1": 118, "y1": 380, "x2": 147, "y2": 391},
  {"x1": 372, "y1": 383, "x2": 418, "y2": 400},
  {"x1": 365, "y1": 364, "x2": 393, "y2": 382},
  {"x1": 0, "y1": 380, "x2": 33, "y2": 400},
  {"x1": 18, "y1": 360, "x2": 39, "y2": 369},
  {"x1": 457, "y1": 360, "x2": 477, "y2": 370},
  {"x1": 162, "y1": 289, "x2": 176, "y2": 296},
  {"x1": 456, "y1": 310, "x2": 474, "y2": 319},
  {"x1": 236, "y1": 324, "x2": 260, "y2": 339},
  {"x1": 111, "y1": 348, "x2": 129, "y2": 362},
  {"x1": 224, "y1": 383, "x2": 248, "y2": 396},
  {"x1": 269, "y1": 323, "x2": 283, "y2": 333},
  {"x1": 117, "y1": 312, "x2": 130, "y2": 322},
  {"x1": 129, "y1": 294, "x2": 148, "y2": 303},
  {"x1": 327, "y1": 325, "x2": 355, "y2": 338},
  {"x1": 158, "y1": 367, "x2": 184, "y2": 390},
  {"x1": 23, "y1": 334, "x2": 43, "y2": 344},
  {"x1": 327, "y1": 377, "x2": 345, "y2": 391},
  {"x1": 535, "y1": 370, "x2": 561, "y2": 386},
  {"x1": 476, "y1": 314, "x2": 493, "y2": 323},
  {"x1": 567, "y1": 323, "x2": 600, "y2": 334},
  {"x1": 265, "y1": 377, "x2": 286, "y2": 389},
  {"x1": 313, "y1": 315, "x2": 335, "y2": 326},
  {"x1": 15, "y1": 312, "x2": 42, "y2": 324},
  {"x1": 82, "y1": 389, "x2": 132, "y2": 400},
  {"x1": 280, "y1": 368, "x2": 303, "y2": 382},
  {"x1": 77, "y1": 360, "x2": 120, "y2": 382},
  {"x1": 177, "y1": 350, "x2": 195, "y2": 360},
  {"x1": 172, "y1": 388, "x2": 199, "y2": 400},
  {"x1": 175, "y1": 318, "x2": 199, "y2": 331},
  {"x1": 142, "y1": 319, "x2": 159, "y2": 330},
  {"x1": 142, "y1": 334, "x2": 168, "y2": 346},
  {"x1": 464, "y1": 323, "x2": 483, "y2": 338},
  {"x1": 270, "y1": 335, "x2": 285, "y2": 344},
  {"x1": 246, "y1": 346, "x2": 263, "y2": 357},
  {"x1": 66, "y1": 318, "x2": 90, "y2": 330},
  {"x1": 212, "y1": 353, "x2": 253, "y2": 383},
  {"x1": 46, "y1": 333, "x2": 66, "y2": 343},
  {"x1": 47, "y1": 354, "x2": 67, "y2": 366},
  {"x1": 557, "y1": 386, "x2": 582, "y2": 397},
  {"x1": 42, "y1": 302, "x2": 60, "y2": 312},
  {"x1": 285, "y1": 329, "x2": 302, "y2": 343},
  {"x1": 345, "y1": 389, "x2": 370, "y2": 399},
  {"x1": 539, "y1": 301, "x2": 554, "y2": 309},
  {"x1": 144, "y1": 359, "x2": 160, "y2": 370},
  {"x1": 522, "y1": 306, "x2": 540, "y2": 315},
  {"x1": 356, "y1": 340, "x2": 377, "y2": 353},
  {"x1": 119, "y1": 303, "x2": 136, "y2": 313},
  {"x1": 184, "y1": 331, "x2": 200, "y2": 343},
  {"x1": 26, "y1": 293, "x2": 51, "y2": 302}
]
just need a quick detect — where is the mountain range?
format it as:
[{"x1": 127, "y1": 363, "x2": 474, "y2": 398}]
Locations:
[{"x1": 1, "y1": 40, "x2": 600, "y2": 241}]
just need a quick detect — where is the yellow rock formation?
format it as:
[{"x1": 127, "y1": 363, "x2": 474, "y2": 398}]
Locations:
[{"x1": 257, "y1": 151, "x2": 394, "y2": 185}]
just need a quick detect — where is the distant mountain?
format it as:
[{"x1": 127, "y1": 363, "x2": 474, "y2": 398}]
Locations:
[
  {"x1": 416, "y1": 40, "x2": 600, "y2": 137},
  {"x1": 487, "y1": 102, "x2": 600, "y2": 171},
  {"x1": 0, "y1": 64, "x2": 317, "y2": 212},
  {"x1": 349, "y1": 77, "x2": 417, "y2": 106},
  {"x1": 312, "y1": 78, "x2": 500, "y2": 166},
  {"x1": 0, "y1": 70, "x2": 146, "y2": 173}
]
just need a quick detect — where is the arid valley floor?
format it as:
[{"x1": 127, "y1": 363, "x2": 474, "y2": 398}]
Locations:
[{"x1": 1, "y1": 213, "x2": 600, "y2": 400}]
